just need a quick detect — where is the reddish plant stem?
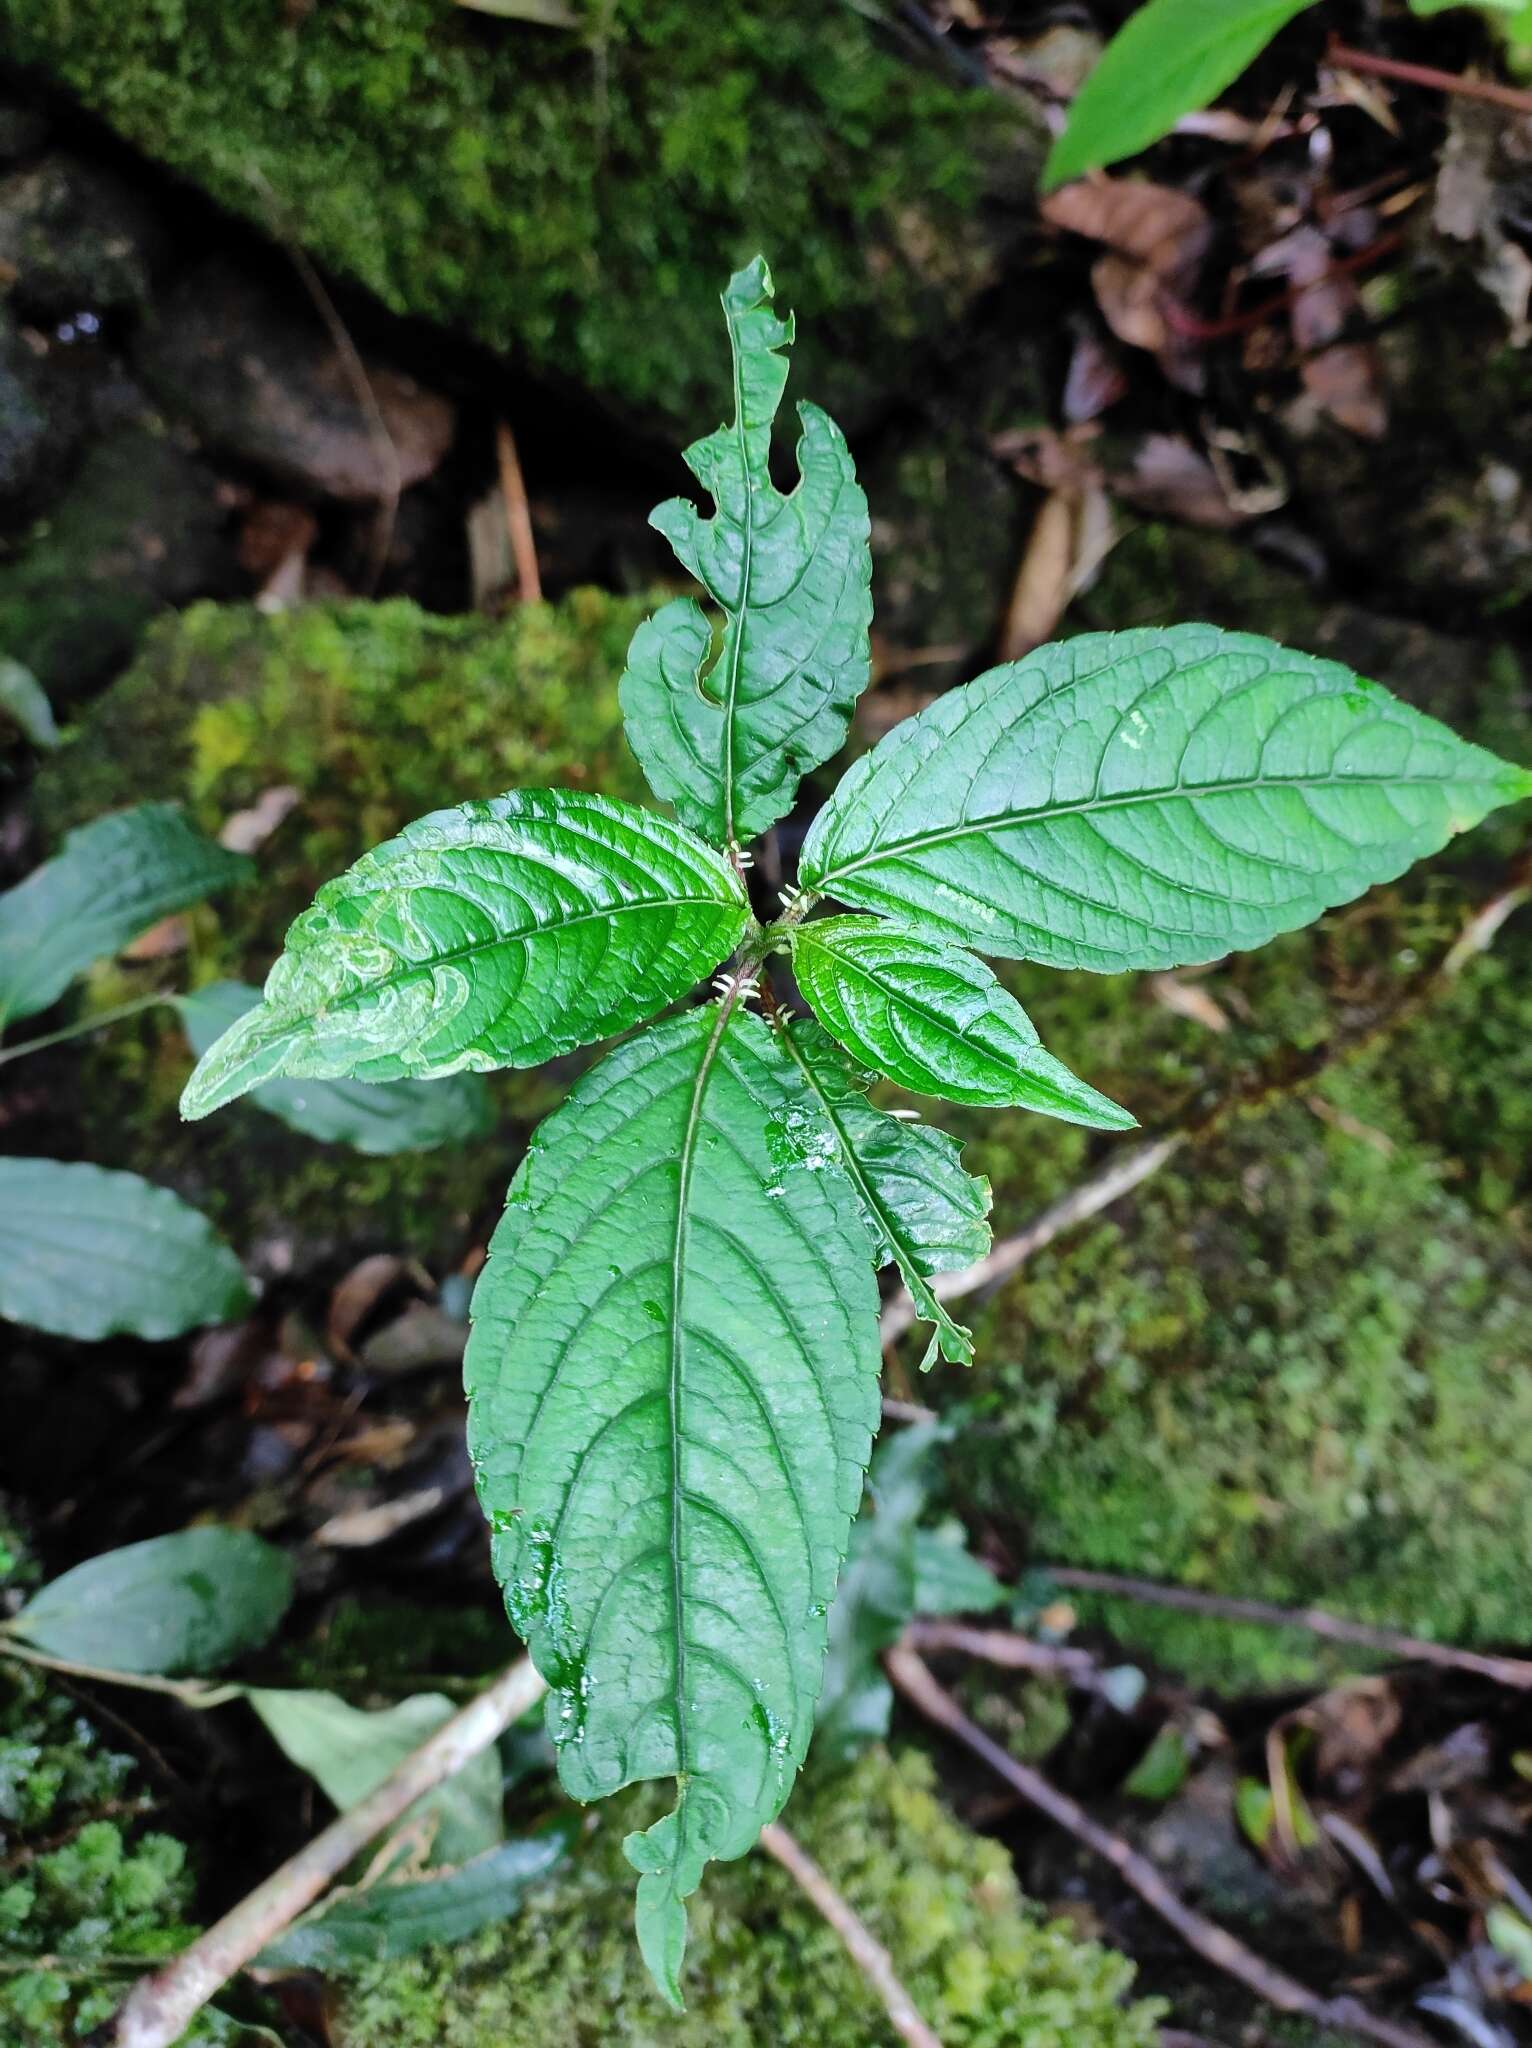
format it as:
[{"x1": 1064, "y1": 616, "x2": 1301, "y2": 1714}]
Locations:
[
  {"x1": 1159, "y1": 229, "x2": 1406, "y2": 344},
  {"x1": 1327, "y1": 35, "x2": 1532, "y2": 117}
]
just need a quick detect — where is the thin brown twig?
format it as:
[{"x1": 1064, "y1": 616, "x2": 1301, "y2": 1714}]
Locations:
[
  {"x1": 879, "y1": 1135, "x2": 1185, "y2": 1345},
  {"x1": 1042, "y1": 1568, "x2": 1532, "y2": 1691},
  {"x1": 495, "y1": 418, "x2": 542, "y2": 603},
  {"x1": 106, "y1": 1657, "x2": 548, "y2": 2048},
  {"x1": 1327, "y1": 36, "x2": 1532, "y2": 117},
  {"x1": 885, "y1": 1647, "x2": 1438, "y2": 2048},
  {"x1": 281, "y1": 238, "x2": 402, "y2": 597},
  {"x1": 758, "y1": 1821, "x2": 943, "y2": 2048},
  {"x1": 903, "y1": 1620, "x2": 1099, "y2": 1682},
  {"x1": 1158, "y1": 229, "x2": 1406, "y2": 345}
]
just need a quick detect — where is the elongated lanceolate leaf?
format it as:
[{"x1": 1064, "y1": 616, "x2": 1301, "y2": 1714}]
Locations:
[
  {"x1": 12, "y1": 1528, "x2": 293, "y2": 1675},
  {"x1": 179, "y1": 983, "x2": 494, "y2": 1154},
  {"x1": 465, "y1": 1005, "x2": 881, "y2": 2006},
  {"x1": 619, "y1": 257, "x2": 872, "y2": 847},
  {"x1": 0, "y1": 1158, "x2": 251, "y2": 1341},
  {"x1": 792, "y1": 915, "x2": 1134, "y2": 1126},
  {"x1": 180, "y1": 789, "x2": 749, "y2": 1120},
  {"x1": 802, "y1": 627, "x2": 1532, "y2": 975},
  {"x1": 0, "y1": 657, "x2": 59, "y2": 750},
  {"x1": 781, "y1": 1017, "x2": 990, "y2": 1366},
  {"x1": 248, "y1": 1689, "x2": 503, "y2": 1866},
  {"x1": 1043, "y1": 0, "x2": 1320, "y2": 189},
  {"x1": 0, "y1": 804, "x2": 251, "y2": 1027},
  {"x1": 255, "y1": 1830, "x2": 574, "y2": 1970}
]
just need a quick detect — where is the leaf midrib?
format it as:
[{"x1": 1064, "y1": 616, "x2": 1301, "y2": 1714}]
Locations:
[
  {"x1": 810, "y1": 768, "x2": 1492, "y2": 892},
  {"x1": 717, "y1": 293, "x2": 758, "y2": 847}
]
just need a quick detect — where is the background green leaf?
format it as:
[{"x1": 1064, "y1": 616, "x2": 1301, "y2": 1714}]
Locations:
[
  {"x1": 180, "y1": 789, "x2": 748, "y2": 1119},
  {"x1": 178, "y1": 982, "x2": 495, "y2": 1153},
  {"x1": 0, "y1": 1157, "x2": 251, "y2": 1341},
  {"x1": 11, "y1": 1528, "x2": 292, "y2": 1675},
  {"x1": 0, "y1": 657, "x2": 59, "y2": 750},
  {"x1": 801, "y1": 626, "x2": 1531, "y2": 975},
  {"x1": 465, "y1": 1005, "x2": 881, "y2": 2002},
  {"x1": 255, "y1": 1829, "x2": 575, "y2": 1969},
  {"x1": 1043, "y1": 0, "x2": 1321, "y2": 188},
  {"x1": 781, "y1": 1017, "x2": 990, "y2": 1365},
  {"x1": 0, "y1": 804, "x2": 250, "y2": 1028},
  {"x1": 620, "y1": 256, "x2": 872, "y2": 846},
  {"x1": 248, "y1": 1689, "x2": 504, "y2": 1866},
  {"x1": 792, "y1": 916, "x2": 1134, "y2": 1124}
]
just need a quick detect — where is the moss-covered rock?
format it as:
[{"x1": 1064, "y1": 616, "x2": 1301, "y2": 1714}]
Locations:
[
  {"x1": 25, "y1": 591, "x2": 653, "y2": 1255},
  {"x1": 333, "y1": 1746, "x2": 1163, "y2": 2047},
  {"x1": 2, "y1": 0, "x2": 1035, "y2": 432}
]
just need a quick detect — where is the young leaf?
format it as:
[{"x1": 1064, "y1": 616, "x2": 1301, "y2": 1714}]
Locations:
[
  {"x1": 779, "y1": 1017, "x2": 991, "y2": 1366},
  {"x1": 801, "y1": 626, "x2": 1532, "y2": 975},
  {"x1": 254, "y1": 1829, "x2": 574, "y2": 1970},
  {"x1": 180, "y1": 789, "x2": 749, "y2": 1120},
  {"x1": 0, "y1": 1158, "x2": 252, "y2": 1342},
  {"x1": 619, "y1": 256, "x2": 872, "y2": 848},
  {"x1": 817, "y1": 1419, "x2": 949, "y2": 1761},
  {"x1": 791, "y1": 915, "x2": 1135, "y2": 1126},
  {"x1": 248, "y1": 1689, "x2": 503, "y2": 1866},
  {"x1": 178, "y1": 982, "x2": 494, "y2": 1154},
  {"x1": 1043, "y1": 0, "x2": 1321, "y2": 189},
  {"x1": 464, "y1": 1005, "x2": 881, "y2": 2006},
  {"x1": 0, "y1": 804, "x2": 251, "y2": 1028},
  {"x1": 0, "y1": 656, "x2": 59, "y2": 750},
  {"x1": 11, "y1": 1528, "x2": 292, "y2": 1675},
  {"x1": 912, "y1": 1524, "x2": 1006, "y2": 1616}
]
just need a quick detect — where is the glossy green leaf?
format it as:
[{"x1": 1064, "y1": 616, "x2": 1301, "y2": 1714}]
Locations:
[
  {"x1": 255, "y1": 1828, "x2": 574, "y2": 1970},
  {"x1": 464, "y1": 1005, "x2": 880, "y2": 2005},
  {"x1": 248, "y1": 1689, "x2": 503, "y2": 1866},
  {"x1": 12, "y1": 1528, "x2": 292, "y2": 1675},
  {"x1": 0, "y1": 1158, "x2": 251, "y2": 1342},
  {"x1": 178, "y1": 982, "x2": 494, "y2": 1154},
  {"x1": 1043, "y1": 0, "x2": 1320, "y2": 188},
  {"x1": 0, "y1": 804, "x2": 251, "y2": 1028},
  {"x1": 619, "y1": 256, "x2": 872, "y2": 847},
  {"x1": 792, "y1": 915, "x2": 1135, "y2": 1128},
  {"x1": 780, "y1": 1016, "x2": 990, "y2": 1366},
  {"x1": 180, "y1": 789, "x2": 749, "y2": 1121},
  {"x1": 802, "y1": 626, "x2": 1532, "y2": 974},
  {"x1": 0, "y1": 657, "x2": 59, "y2": 750}
]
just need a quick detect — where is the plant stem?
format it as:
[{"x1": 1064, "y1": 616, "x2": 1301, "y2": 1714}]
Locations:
[
  {"x1": 0, "y1": 992, "x2": 173, "y2": 1067},
  {"x1": 758, "y1": 1821, "x2": 944, "y2": 2048},
  {"x1": 0, "y1": 1637, "x2": 241, "y2": 1709},
  {"x1": 1327, "y1": 35, "x2": 1532, "y2": 116},
  {"x1": 107, "y1": 1656, "x2": 548, "y2": 2048},
  {"x1": 1042, "y1": 1569, "x2": 1532, "y2": 1690}
]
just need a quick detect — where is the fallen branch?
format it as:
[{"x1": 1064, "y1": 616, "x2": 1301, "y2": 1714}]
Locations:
[
  {"x1": 1043, "y1": 1568, "x2": 1532, "y2": 1691},
  {"x1": 758, "y1": 1820, "x2": 943, "y2": 2048},
  {"x1": 885, "y1": 1646, "x2": 1437, "y2": 2048},
  {"x1": 1327, "y1": 35, "x2": 1532, "y2": 117},
  {"x1": 880, "y1": 863, "x2": 1530, "y2": 1347},
  {"x1": 107, "y1": 1657, "x2": 548, "y2": 2048}
]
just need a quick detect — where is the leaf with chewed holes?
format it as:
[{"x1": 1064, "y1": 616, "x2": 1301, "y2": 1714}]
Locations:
[
  {"x1": 464, "y1": 1006, "x2": 880, "y2": 2006},
  {"x1": 802, "y1": 626, "x2": 1532, "y2": 973},
  {"x1": 180, "y1": 790, "x2": 748, "y2": 1120},
  {"x1": 619, "y1": 256, "x2": 872, "y2": 848}
]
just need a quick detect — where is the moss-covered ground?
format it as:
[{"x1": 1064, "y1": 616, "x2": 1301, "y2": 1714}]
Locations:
[{"x1": 1, "y1": 0, "x2": 1031, "y2": 431}]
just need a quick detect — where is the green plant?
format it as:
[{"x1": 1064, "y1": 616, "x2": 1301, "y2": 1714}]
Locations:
[{"x1": 180, "y1": 255, "x2": 1531, "y2": 2004}]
